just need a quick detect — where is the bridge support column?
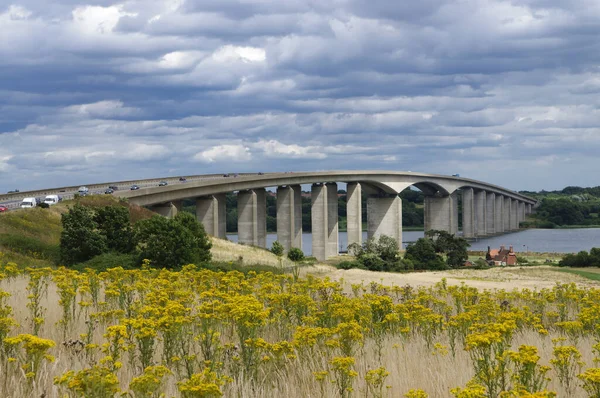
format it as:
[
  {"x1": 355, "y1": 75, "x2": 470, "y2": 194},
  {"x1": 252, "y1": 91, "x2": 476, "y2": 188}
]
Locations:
[
  {"x1": 424, "y1": 192, "x2": 458, "y2": 235},
  {"x1": 486, "y1": 192, "x2": 496, "y2": 235},
  {"x1": 311, "y1": 183, "x2": 339, "y2": 261},
  {"x1": 149, "y1": 200, "x2": 181, "y2": 218},
  {"x1": 475, "y1": 190, "x2": 487, "y2": 237},
  {"x1": 462, "y1": 188, "x2": 475, "y2": 239},
  {"x1": 519, "y1": 202, "x2": 526, "y2": 225},
  {"x1": 346, "y1": 182, "x2": 362, "y2": 249},
  {"x1": 527, "y1": 204, "x2": 533, "y2": 215},
  {"x1": 503, "y1": 197, "x2": 511, "y2": 232},
  {"x1": 238, "y1": 188, "x2": 266, "y2": 247},
  {"x1": 510, "y1": 200, "x2": 519, "y2": 230},
  {"x1": 495, "y1": 195, "x2": 504, "y2": 234},
  {"x1": 367, "y1": 195, "x2": 402, "y2": 249},
  {"x1": 196, "y1": 194, "x2": 226, "y2": 238},
  {"x1": 276, "y1": 185, "x2": 302, "y2": 252}
]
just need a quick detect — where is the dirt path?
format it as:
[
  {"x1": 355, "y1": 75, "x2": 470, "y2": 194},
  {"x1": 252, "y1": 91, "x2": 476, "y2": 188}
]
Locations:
[{"x1": 304, "y1": 265, "x2": 600, "y2": 290}]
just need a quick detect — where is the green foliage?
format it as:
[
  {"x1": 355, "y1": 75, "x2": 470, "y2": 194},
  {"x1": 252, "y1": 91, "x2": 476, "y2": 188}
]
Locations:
[
  {"x1": 71, "y1": 253, "x2": 137, "y2": 272},
  {"x1": 425, "y1": 230, "x2": 470, "y2": 268},
  {"x1": 336, "y1": 260, "x2": 363, "y2": 270},
  {"x1": 404, "y1": 238, "x2": 447, "y2": 270},
  {"x1": 287, "y1": 247, "x2": 304, "y2": 262},
  {"x1": 60, "y1": 204, "x2": 107, "y2": 266},
  {"x1": 559, "y1": 248, "x2": 600, "y2": 268},
  {"x1": 95, "y1": 206, "x2": 133, "y2": 253},
  {"x1": 134, "y1": 214, "x2": 212, "y2": 269},
  {"x1": 271, "y1": 241, "x2": 284, "y2": 257},
  {"x1": 38, "y1": 203, "x2": 49, "y2": 209},
  {"x1": 174, "y1": 212, "x2": 212, "y2": 263},
  {"x1": 348, "y1": 235, "x2": 409, "y2": 272}
]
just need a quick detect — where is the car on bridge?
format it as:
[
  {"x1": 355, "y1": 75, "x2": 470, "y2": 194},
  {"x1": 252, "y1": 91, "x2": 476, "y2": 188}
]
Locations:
[
  {"x1": 130, "y1": 185, "x2": 140, "y2": 190},
  {"x1": 108, "y1": 185, "x2": 118, "y2": 191},
  {"x1": 0, "y1": 205, "x2": 7, "y2": 213},
  {"x1": 158, "y1": 181, "x2": 168, "y2": 186},
  {"x1": 105, "y1": 188, "x2": 114, "y2": 194},
  {"x1": 179, "y1": 177, "x2": 187, "y2": 182},
  {"x1": 7, "y1": 189, "x2": 19, "y2": 193}
]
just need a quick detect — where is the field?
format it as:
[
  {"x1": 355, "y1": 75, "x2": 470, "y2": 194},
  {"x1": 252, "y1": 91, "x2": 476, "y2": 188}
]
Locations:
[{"x1": 1, "y1": 259, "x2": 600, "y2": 397}]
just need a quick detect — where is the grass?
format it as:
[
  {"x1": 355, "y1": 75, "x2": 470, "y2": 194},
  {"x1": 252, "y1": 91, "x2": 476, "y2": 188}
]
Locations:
[{"x1": 546, "y1": 267, "x2": 600, "y2": 281}]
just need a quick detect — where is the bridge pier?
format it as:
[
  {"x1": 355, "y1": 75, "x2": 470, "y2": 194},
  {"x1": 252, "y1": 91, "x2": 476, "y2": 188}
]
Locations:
[
  {"x1": 504, "y1": 197, "x2": 511, "y2": 232},
  {"x1": 462, "y1": 188, "x2": 475, "y2": 239},
  {"x1": 346, "y1": 182, "x2": 362, "y2": 249},
  {"x1": 424, "y1": 192, "x2": 458, "y2": 235},
  {"x1": 238, "y1": 189, "x2": 266, "y2": 247},
  {"x1": 276, "y1": 185, "x2": 302, "y2": 252},
  {"x1": 486, "y1": 192, "x2": 496, "y2": 235},
  {"x1": 311, "y1": 183, "x2": 339, "y2": 261},
  {"x1": 495, "y1": 195, "x2": 504, "y2": 234},
  {"x1": 475, "y1": 190, "x2": 487, "y2": 237},
  {"x1": 519, "y1": 202, "x2": 526, "y2": 225},
  {"x1": 196, "y1": 194, "x2": 226, "y2": 238},
  {"x1": 149, "y1": 200, "x2": 181, "y2": 218},
  {"x1": 510, "y1": 200, "x2": 519, "y2": 230},
  {"x1": 367, "y1": 195, "x2": 402, "y2": 249}
]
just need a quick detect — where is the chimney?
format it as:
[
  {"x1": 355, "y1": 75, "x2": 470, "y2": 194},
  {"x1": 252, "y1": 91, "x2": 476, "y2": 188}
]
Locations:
[
  {"x1": 500, "y1": 245, "x2": 505, "y2": 251},
  {"x1": 487, "y1": 246, "x2": 491, "y2": 253},
  {"x1": 509, "y1": 246, "x2": 513, "y2": 252}
]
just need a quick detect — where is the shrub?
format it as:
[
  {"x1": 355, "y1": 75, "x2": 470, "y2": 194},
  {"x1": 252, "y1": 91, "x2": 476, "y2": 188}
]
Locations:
[
  {"x1": 71, "y1": 252, "x2": 137, "y2": 272},
  {"x1": 336, "y1": 260, "x2": 362, "y2": 270},
  {"x1": 348, "y1": 235, "x2": 402, "y2": 272},
  {"x1": 38, "y1": 203, "x2": 50, "y2": 209},
  {"x1": 287, "y1": 247, "x2": 305, "y2": 262},
  {"x1": 404, "y1": 238, "x2": 447, "y2": 271},
  {"x1": 271, "y1": 241, "x2": 284, "y2": 257},
  {"x1": 60, "y1": 204, "x2": 107, "y2": 266}
]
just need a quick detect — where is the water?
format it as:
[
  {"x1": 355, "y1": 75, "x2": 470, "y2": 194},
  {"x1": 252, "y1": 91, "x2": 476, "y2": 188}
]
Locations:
[{"x1": 226, "y1": 228, "x2": 600, "y2": 255}]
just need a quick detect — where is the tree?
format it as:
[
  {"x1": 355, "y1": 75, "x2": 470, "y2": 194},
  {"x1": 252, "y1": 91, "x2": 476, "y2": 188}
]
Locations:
[
  {"x1": 174, "y1": 212, "x2": 212, "y2": 263},
  {"x1": 95, "y1": 206, "x2": 133, "y2": 254},
  {"x1": 348, "y1": 235, "x2": 405, "y2": 272},
  {"x1": 60, "y1": 204, "x2": 107, "y2": 266},
  {"x1": 404, "y1": 238, "x2": 446, "y2": 270},
  {"x1": 287, "y1": 247, "x2": 304, "y2": 262},
  {"x1": 134, "y1": 216, "x2": 198, "y2": 268},
  {"x1": 425, "y1": 230, "x2": 470, "y2": 268}
]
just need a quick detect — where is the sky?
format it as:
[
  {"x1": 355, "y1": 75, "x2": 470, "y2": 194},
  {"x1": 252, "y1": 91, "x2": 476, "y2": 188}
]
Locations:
[{"x1": 1, "y1": 0, "x2": 600, "y2": 193}]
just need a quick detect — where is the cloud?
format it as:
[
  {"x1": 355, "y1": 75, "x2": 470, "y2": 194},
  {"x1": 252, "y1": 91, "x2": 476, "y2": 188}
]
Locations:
[
  {"x1": 1, "y1": 0, "x2": 600, "y2": 191},
  {"x1": 194, "y1": 145, "x2": 252, "y2": 163}
]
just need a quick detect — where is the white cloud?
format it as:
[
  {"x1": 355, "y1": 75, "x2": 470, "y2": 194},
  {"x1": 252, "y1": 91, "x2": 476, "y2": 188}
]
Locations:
[
  {"x1": 194, "y1": 145, "x2": 252, "y2": 163},
  {"x1": 253, "y1": 139, "x2": 327, "y2": 159},
  {"x1": 72, "y1": 5, "x2": 137, "y2": 35},
  {"x1": 212, "y1": 45, "x2": 266, "y2": 63}
]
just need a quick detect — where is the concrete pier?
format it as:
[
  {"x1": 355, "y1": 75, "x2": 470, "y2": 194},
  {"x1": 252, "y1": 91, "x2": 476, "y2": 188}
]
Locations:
[
  {"x1": 510, "y1": 200, "x2": 519, "y2": 230},
  {"x1": 276, "y1": 185, "x2": 302, "y2": 252},
  {"x1": 238, "y1": 188, "x2": 266, "y2": 247},
  {"x1": 346, "y1": 182, "x2": 362, "y2": 248},
  {"x1": 149, "y1": 201, "x2": 181, "y2": 218},
  {"x1": 486, "y1": 192, "x2": 496, "y2": 235},
  {"x1": 503, "y1": 197, "x2": 511, "y2": 232},
  {"x1": 424, "y1": 192, "x2": 458, "y2": 235},
  {"x1": 519, "y1": 202, "x2": 526, "y2": 225},
  {"x1": 367, "y1": 195, "x2": 402, "y2": 248},
  {"x1": 462, "y1": 188, "x2": 475, "y2": 238},
  {"x1": 495, "y1": 195, "x2": 504, "y2": 234},
  {"x1": 311, "y1": 183, "x2": 339, "y2": 260},
  {"x1": 475, "y1": 190, "x2": 487, "y2": 237},
  {"x1": 196, "y1": 194, "x2": 226, "y2": 238}
]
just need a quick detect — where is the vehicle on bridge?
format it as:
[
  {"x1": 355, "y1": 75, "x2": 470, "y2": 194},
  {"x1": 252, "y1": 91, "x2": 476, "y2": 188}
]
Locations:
[
  {"x1": 0, "y1": 205, "x2": 7, "y2": 213},
  {"x1": 43, "y1": 195, "x2": 61, "y2": 206},
  {"x1": 78, "y1": 186, "x2": 89, "y2": 196},
  {"x1": 20, "y1": 197, "x2": 38, "y2": 209},
  {"x1": 158, "y1": 181, "x2": 168, "y2": 186},
  {"x1": 105, "y1": 188, "x2": 114, "y2": 194},
  {"x1": 130, "y1": 185, "x2": 140, "y2": 190}
]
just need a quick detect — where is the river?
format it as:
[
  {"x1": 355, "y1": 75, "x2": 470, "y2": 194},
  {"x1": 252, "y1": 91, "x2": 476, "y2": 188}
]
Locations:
[{"x1": 226, "y1": 228, "x2": 600, "y2": 255}]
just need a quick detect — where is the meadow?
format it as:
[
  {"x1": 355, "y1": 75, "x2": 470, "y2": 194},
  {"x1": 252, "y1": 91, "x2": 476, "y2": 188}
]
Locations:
[{"x1": 1, "y1": 257, "x2": 600, "y2": 397}]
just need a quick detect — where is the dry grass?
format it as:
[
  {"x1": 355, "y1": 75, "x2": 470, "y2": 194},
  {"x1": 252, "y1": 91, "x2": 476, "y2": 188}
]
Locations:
[{"x1": 210, "y1": 237, "x2": 296, "y2": 268}]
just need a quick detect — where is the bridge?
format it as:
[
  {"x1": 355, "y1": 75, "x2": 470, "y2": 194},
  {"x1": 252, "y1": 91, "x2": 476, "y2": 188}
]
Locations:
[{"x1": 109, "y1": 171, "x2": 536, "y2": 260}]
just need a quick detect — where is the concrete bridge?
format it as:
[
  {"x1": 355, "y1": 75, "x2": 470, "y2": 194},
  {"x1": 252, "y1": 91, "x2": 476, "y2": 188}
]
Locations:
[{"x1": 114, "y1": 171, "x2": 537, "y2": 261}]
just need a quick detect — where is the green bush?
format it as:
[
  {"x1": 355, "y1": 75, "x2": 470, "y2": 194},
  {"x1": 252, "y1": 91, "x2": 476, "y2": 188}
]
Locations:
[
  {"x1": 287, "y1": 247, "x2": 304, "y2": 262},
  {"x1": 71, "y1": 252, "x2": 137, "y2": 272},
  {"x1": 271, "y1": 241, "x2": 284, "y2": 257},
  {"x1": 38, "y1": 203, "x2": 50, "y2": 209},
  {"x1": 60, "y1": 204, "x2": 108, "y2": 266},
  {"x1": 336, "y1": 260, "x2": 363, "y2": 270}
]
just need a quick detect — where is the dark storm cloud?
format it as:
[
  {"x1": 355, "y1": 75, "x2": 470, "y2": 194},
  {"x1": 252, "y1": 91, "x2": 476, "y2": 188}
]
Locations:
[{"x1": 0, "y1": 0, "x2": 600, "y2": 191}]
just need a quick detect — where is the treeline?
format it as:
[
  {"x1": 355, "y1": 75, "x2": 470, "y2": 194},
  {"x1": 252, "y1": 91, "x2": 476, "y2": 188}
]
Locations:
[
  {"x1": 182, "y1": 189, "x2": 425, "y2": 233},
  {"x1": 559, "y1": 248, "x2": 600, "y2": 267}
]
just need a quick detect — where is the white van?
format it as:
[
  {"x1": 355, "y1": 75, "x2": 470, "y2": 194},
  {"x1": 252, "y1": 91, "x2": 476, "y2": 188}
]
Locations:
[
  {"x1": 44, "y1": 195, "x2": 60, "y2": 206},
  {"x1": 20, "y1": 197, "x2": 37, "y2": 208},
  {"x1": 78, "y1": 186, "x2": 89, "y2": 196}
]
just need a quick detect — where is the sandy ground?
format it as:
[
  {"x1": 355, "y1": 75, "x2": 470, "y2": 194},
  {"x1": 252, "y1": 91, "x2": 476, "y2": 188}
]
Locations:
[{"x1": 302, "y1": 264, "x2": 600, "y2": 290}]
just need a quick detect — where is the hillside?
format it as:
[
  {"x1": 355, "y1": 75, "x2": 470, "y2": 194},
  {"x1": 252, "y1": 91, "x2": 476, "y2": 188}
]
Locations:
[{"x1": 0, "y1": 196, "x2": 293, "y2": 269}]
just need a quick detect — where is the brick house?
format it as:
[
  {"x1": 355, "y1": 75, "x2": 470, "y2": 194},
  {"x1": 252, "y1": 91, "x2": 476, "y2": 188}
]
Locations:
[{"x1": 486, "y1": 245, "x2": 517, "y2": 266}]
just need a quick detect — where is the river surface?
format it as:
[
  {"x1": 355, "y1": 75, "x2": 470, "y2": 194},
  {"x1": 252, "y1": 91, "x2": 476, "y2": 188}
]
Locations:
[{"x1": 226, "y1": 228, "x2": 600, "y2": 255}]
